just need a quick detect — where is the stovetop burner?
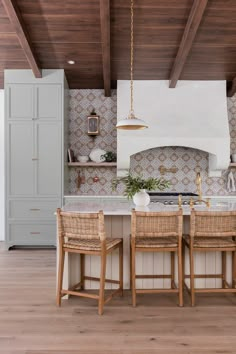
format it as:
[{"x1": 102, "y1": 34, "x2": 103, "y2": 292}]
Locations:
[{"x1": 148, "y1": 192, "x2": 198, "y2": 205}]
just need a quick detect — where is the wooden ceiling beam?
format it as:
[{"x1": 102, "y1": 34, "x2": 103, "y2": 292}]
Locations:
[
  {"x1": 100, "y1": 0, "x2": 111, "y2": 97},
  {"x1": 2, "y1": 0, "x2": 41, "y2": 78},
  {"x1": 227, "y1": 78, "x2": 236, "y2": 97},
  {"x1": 169, "y1": 0, "x2": 208, "y2": 88}
]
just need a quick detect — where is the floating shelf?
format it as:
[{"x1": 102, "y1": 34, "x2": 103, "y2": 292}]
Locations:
[{"x1": 68, "y1": 162, "x2": 117, "y2": 167}]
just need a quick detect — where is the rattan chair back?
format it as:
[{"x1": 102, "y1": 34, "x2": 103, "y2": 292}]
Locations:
[
  {"x1": 191, "y1": 210, "x2": 236, "y2": 238},
  {"x1": 132, "y1": 210, "x2": 183, "y2": 238},
  {"x1": 57, "y1": 210, "x2": 105, "y2": 241}
]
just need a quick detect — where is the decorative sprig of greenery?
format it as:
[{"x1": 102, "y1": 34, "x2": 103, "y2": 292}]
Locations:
[
  {"x1": 101, "y1": 151, "x2": 117, "y2": 162},
  {"x1": 112, "y1": 173, "x2": 170, "y2": 199}
]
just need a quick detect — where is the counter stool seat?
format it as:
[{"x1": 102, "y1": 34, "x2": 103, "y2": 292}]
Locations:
[
  {"x1": 64, "y1": 238, "x2": 121, "y2": 251},
  {"x1": 183, "y1": 234, "x2": 236, "y2": 248},
  {"x1": 56, "y1": 209, "x2": 123, "y2": 315},
  {"x1": 136, "y1": 236, "x2": 178, "y2": 248}
]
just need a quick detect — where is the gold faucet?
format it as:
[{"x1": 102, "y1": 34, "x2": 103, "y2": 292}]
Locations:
[
  {"x1": 190, "y1": 197, "x2": 211, "y2": 208},
  {"x1": 178, "y1": 194, "x2": 182, "y2": 209},
  {"x1": 196, "y1": 172, "x2": 202, "y2": 200},
  {"x1": 190, "y1": 172, "x2": 211, "y2": 208}
]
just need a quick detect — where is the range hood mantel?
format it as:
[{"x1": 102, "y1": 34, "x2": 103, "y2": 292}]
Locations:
[{"x1": 117, "y1": 80, "x2": 230, "y2": 177}]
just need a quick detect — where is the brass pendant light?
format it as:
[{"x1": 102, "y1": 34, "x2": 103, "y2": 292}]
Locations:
[{"x1": 116, "y1": 0, "x2": 148, "y2": 130}]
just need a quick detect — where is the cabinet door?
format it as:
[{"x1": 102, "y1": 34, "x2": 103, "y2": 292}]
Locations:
[
  {"x1": 7, "y1": 84, "x2": 34, "y2": 119},
  {"x1": 36, "y1": 85, "x2": 61, "y2": 120},
  {"x1": 8, "y1": 122, "x2": 34, "y2": 196},
  {"x1": 35, "y1": 122, "x2": 61, "y2": 197}
]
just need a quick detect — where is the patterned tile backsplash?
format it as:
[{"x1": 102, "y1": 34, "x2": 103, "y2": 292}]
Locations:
[{"x1": 68, "y1": 89, "x2": 236, "y2": 196}]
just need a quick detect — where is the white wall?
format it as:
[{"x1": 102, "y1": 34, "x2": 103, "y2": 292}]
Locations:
[
  {"x1": 0, "y1": 90, "x2": 4, "y2": 240},
  {"x1": 117, "y1": 80, "x2": 230, "y2": 176}
]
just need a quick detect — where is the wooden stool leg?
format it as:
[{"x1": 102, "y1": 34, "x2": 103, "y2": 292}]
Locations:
[
  {"x1": 171, "y1": 251, "x2": 175, "y2": 289},
  {"x1": 182, "y1": 241, "x2": 185, "y2": 290},
  {"x1": 131, "y1": 245, "x2": 136, "y2": 307},
  {"x1": 80, "y1": 254, "x2": 85, "y2": 290},
  {"x1": 119, "y1": 242, "x2": 123, "y2": 296},
  {"x1": 56, "y1": 246, "x2": 65, "y2": 307},
  {"x1": 222, "y1": 251, "x2": 226, "y2": 288},
  {"x1": 232, "y1": 251, "x2": 236, "y2": 288},
  {"x1": 130, "y1": 244, "x2": 132, "y2": 290},
  {"x1": 189, "y1": 246, "x2": 195, "y2": 306},
  {"x1": 178, "y1": 241, "x2": 183, "y2": 307},
  {"x1": 98, "y1": 251, "x2": 106, "y2": 315}
]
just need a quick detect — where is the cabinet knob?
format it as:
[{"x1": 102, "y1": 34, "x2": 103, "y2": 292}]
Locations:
[
  {"x1": 30, "y1": 232, "x2": 41, "y2": 235},
  {"x1": 29, "y1": 208, "x2": 41, "y2": 211},
  {"x1": 32, "y1": 158, "x2": 38, "y2": 160}
]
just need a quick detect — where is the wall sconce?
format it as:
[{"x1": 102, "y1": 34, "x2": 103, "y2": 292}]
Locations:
[{"x1": 87, "y1": 109, "x2": 100, "y2": 136}]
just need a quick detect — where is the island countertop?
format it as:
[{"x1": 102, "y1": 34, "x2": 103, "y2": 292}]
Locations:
[{"x1": 63, "y1": 199, "x2": 236, "y2": 216}]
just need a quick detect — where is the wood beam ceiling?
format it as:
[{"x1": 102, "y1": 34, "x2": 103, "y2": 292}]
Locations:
[
  {"x1": 100, "y1": 0, "x2": 111, "y2": 97},
  {"x1": 169, "y1": 0, "x2": 208, "y2": 88},
  {"x1": 228, "y1": 78, "x2": 236, "y2": 97},
  {"x1": 2, "y1": 0, "x2": 41, "y2": 78}
]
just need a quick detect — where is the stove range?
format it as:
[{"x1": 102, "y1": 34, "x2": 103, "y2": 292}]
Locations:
[{"x1": 148, "y1": 192, "x2": 198, "y2": 205}]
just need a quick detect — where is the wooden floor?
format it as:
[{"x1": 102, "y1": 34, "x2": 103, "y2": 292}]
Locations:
[{"x1": 1, "y1": 245, "x2": 236, "y2": 354}]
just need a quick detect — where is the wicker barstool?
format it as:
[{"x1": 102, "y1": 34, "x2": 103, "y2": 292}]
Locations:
[
  {"x1": 131, "y1": 209, "x2": 183, "y2": 307},
  {"x1": 56, "y1": 208, "x2": 123, "y2": 315},
  {"x1": 183, "y1": 210, "x2": 236, "y2": 306}
]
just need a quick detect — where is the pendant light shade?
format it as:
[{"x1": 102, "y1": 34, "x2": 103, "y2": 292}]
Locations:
[
  {"x1": 116, "y1": 0, "x2": 148, "y2": 130},
  {"x1": 116, "y1": 112, "x2": 148, "y2": 130}
]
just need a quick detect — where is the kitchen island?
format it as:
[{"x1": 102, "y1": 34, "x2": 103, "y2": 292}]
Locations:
[{"x1": 60, "y1": 198, "x2": 236, "y2": 291}]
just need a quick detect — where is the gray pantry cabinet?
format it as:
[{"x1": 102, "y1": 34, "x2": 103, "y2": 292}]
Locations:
[{"x1": 5, "y1": 70, "x2": 68, "y2": 247}]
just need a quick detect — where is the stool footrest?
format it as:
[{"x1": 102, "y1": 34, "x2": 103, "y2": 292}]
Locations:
[
  {"x1": 84, "y1": 276, "x2": 120, "y2": 284},
  {"x1": 61, "y1": 289, "x2": 99, "y2": 299},
  {"x1": 136, "y1": 288, "x2": 179, "y2": 294},
  {"x1": 136, "y1": 274, "x2": 172, "y2": 279},
  {"x1": 104, "y1": 288, "x2": 123, "y2": 304},
  {"x1": 185, "y1": 274, "x2": 223, "y2": 279}
]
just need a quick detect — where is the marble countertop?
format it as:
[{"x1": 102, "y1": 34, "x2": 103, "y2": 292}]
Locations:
[{"x1": 62, "y1": 199, "x2": 236, "y2": 216}]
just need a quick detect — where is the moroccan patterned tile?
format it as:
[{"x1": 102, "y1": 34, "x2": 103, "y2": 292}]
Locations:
[{"x1": 68, "y1": 90, "x2": 236, "y2": 196}]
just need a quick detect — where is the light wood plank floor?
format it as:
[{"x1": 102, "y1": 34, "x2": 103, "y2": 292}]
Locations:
[{"x1": 1, "y1": 245, "x2": 236, "y2": 353}]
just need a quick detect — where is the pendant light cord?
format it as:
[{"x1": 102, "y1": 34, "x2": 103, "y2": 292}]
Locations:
[{"x1": 129, "y1": 0, "x2": 134, "y2": 117}]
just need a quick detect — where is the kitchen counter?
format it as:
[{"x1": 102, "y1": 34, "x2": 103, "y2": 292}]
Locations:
[
  {"x1": 63, "y1": 199, "x2": 236, "y2": 216},
  {"x1": 60, "y1": 199, "x2": 236, "y2": 292}
]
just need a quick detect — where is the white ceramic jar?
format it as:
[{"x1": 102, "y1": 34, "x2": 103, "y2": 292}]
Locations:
[
  {"x1": 133, "y1": 189, "x2": 150, "y2": 207},
  {"x1": 78, "y1": 155, "x2": 89, "y2": 163}
]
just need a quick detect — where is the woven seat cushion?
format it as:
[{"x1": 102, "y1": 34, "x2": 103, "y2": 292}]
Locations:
[
  {"x1": 184, "y1": 234, "x2": 236, "y2": 248},
  {"x1": 135, "y1": 236, "x2": 178, "y2": 248},
  {"x1": 63, "y1": 237, "x2": 122, "y2": 251}
]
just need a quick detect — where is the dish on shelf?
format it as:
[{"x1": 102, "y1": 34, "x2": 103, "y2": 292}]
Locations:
[
  {"x1": 78, "y1": 155, "x2": 89, "y2": 163},
  {"x1": 89, "y1": 148, "x2": 106, "y2": 163}
]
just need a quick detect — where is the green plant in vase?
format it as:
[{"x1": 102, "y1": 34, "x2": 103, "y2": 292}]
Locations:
[
  {"x1": 112, "y1": 173, "x2": 170, "y2": 206},
  {"x1": 101, "y1": 151, "x2": 117, "y2": 162}
]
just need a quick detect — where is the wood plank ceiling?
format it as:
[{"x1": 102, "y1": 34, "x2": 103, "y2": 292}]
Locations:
[{"x1": 1, "y1": 0, "x2": 236, "y2": 96}]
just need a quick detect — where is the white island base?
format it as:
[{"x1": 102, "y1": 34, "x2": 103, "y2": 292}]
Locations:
[{"x1": 61, "y1": 200, "x2": 235, "y2": 291}]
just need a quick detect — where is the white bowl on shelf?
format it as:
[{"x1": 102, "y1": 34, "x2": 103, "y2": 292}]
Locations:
[
  {"x1": 89, "y1": 148, "x2": 106, "y2": 163},
  {"x1": 78, "y1": 155, "x2": 89, "y2": 163}
]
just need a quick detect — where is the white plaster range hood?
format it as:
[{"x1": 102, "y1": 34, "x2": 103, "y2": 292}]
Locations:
[{"x1": 116, "y1": 80, "x2": 230, "y2": 177}]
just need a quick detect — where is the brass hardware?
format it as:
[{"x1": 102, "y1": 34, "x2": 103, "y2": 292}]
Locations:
[
  {"x1": 196, "y1": 198, "x2": 211, "y2": 208},
  {"x1": 29, "y1": 208, "x2": 41, "y2": 211},
  {"x1": 189, "y1": 196, "x2": 211, "y2": 209},
  {"x1": 32, "y1": 158, "x2": 38, "y2": 161},
  {"x1": 159, "y1": 165, "x2": 178, "y2": 175},
  {"x1": 30, "y1": 232, "x2": 41, "y2": 235},
  {"x1": 195, "y1": 172, "x2": 202, "y2": 200},
  {"x1": 194, "y1": 172, "x2": 210, "y2": 207},
  {"x1": 178, "y1": 194, "x2": 182, "y2": 209},
  {"x1": 189, "y1": 197, "x2": 194, "y2": 209}
]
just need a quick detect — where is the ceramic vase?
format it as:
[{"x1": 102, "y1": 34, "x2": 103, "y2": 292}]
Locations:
[{"x1": 133, "y1": 189, "x2": 150, "y2": 207}]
